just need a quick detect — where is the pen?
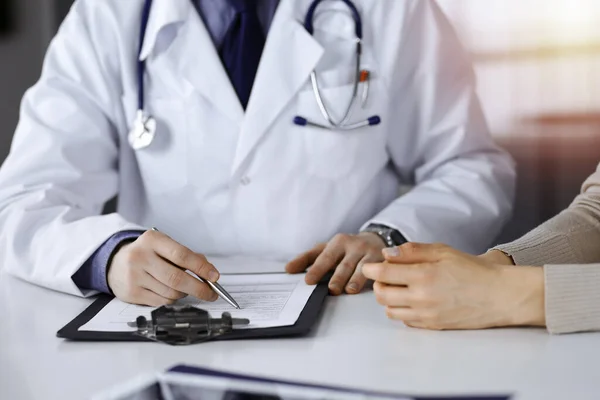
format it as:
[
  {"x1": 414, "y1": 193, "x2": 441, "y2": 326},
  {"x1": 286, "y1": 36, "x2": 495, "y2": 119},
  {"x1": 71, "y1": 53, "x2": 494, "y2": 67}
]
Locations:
[{"x1": 151, "y1": 227, "x2": 241, "y2": 309}]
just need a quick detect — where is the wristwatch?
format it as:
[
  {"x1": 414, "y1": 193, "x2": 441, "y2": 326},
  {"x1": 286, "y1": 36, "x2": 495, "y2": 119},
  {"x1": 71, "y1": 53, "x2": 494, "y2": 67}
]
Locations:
[{"x1": 362, "y1": 224, "x2": 408, "y2": 248}]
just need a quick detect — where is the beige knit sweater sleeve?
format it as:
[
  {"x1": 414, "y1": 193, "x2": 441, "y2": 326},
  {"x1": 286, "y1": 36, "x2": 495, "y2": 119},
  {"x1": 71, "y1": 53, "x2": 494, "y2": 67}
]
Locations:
[{"x1": 494, "y1": 163, "x2": 600, "y2": 334}]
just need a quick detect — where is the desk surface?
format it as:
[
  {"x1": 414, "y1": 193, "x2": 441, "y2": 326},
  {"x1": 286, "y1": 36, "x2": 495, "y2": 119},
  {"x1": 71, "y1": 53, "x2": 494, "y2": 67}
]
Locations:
[{"x1": 1, "y1": 271, "x2": 598, "y2": 400}]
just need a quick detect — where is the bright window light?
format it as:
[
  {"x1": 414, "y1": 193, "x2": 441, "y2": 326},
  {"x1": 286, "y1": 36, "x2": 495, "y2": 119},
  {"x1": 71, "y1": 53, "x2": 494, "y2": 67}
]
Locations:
[{"x1": 438, "y1": 0, "x2": 600, "y2": 52}]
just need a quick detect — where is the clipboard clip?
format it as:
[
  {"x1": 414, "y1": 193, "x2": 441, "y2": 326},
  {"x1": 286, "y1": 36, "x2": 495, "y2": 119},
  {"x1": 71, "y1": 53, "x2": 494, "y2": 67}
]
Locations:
[{"x1": 129, "y1": 305, "x2": 250, "y2": 346}]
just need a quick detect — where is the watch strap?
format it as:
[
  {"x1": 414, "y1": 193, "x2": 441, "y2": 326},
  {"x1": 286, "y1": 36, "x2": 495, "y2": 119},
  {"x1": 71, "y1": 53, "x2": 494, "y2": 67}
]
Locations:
[{"x1": 363, "y1": 224, "x2": 408, "y2": 247}]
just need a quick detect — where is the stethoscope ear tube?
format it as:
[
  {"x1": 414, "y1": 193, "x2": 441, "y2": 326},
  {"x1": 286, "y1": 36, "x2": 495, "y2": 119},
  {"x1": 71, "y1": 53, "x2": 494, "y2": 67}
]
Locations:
[
  {"x1": 368, "y1": 116, "x2": 381, "y2": 126},
  {"x1": 295, "y1": 0, "x2": 381, "y2": 132},
  {"x1": 294, "y1": 115, "x2": 380, "y2": 130}
]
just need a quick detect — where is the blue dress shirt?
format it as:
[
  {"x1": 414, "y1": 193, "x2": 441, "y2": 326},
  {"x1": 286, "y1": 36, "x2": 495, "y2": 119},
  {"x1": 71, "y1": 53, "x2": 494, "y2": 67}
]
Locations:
[{"x1": 73, "y1": 0, "x2": 281, "y2": 294}]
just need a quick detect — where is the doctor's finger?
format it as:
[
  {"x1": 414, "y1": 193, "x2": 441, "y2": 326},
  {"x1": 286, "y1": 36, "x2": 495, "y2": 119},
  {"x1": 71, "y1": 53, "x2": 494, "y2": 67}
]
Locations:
[
  {"x1": 137, "y1": 289, "x2": 177, "y2": 308},
  {"x1": 146, "y1": 261, "x2": 218, "y2": 302},
  {"x1": 149, "y1": 234, "x2": 220, "y2": 283},
  {"x1": 139, "y1": 272, "x2": 187, "y2": 301},
  {"x1": 305, "y1": 244, "x2": 345, "y2": 286},
  {"x1": 328, "y1": 252, "x2": 364, "y2": 295},
  {"x1": 285, "y1": 243, "x2": 327, "y2": 274},
  {"x1": 345, "y1": 255, "x2": 377, "y2": 294}
]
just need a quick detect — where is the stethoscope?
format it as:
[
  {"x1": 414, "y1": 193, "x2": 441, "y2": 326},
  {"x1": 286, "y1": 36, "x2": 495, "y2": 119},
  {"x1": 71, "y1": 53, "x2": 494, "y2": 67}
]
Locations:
[
  {"x1": 128, "y1": 0, "x2": 156, "y2": 151},
  {"x1": 129, "y1": 0, "x2": 381, "y2": 151},
  {"x1": 293, "y1": 0, "x2": 381, "y2": 131}
]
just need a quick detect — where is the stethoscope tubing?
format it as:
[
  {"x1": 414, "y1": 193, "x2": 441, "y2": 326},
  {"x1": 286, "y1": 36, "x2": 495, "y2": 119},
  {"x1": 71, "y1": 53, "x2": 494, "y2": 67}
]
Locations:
[
  {"x1": 295, "y1": 0, "x2": 381, "y2": 131},
  {"x1": 132, "y1": 0, "x2": 381, "y2": 151},
  {"x1": 305, "y1": 0, "x2": 363, "y2": 38},
  {"x1": 294, "y1": 115, "x2": 380, "y2": 130},
  {"x1": 138, "y1": 0, "x2": 153, "y2": 113}
]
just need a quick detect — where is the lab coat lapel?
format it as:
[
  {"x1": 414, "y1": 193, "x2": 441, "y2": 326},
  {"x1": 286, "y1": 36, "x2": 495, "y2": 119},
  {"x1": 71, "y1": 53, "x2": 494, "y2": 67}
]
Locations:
[
  {"x1": 231, "y1": 0, "x2": 324, "y2": 175},
  {"x1": 138, "y1": 0, "x2": 187, "y2": 61},
  {"x1": 141, "y1": 0, "x2": 244, "y2": 124}
]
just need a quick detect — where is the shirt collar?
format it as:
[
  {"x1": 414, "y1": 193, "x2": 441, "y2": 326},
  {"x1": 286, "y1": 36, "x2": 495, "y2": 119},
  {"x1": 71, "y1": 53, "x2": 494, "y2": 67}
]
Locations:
[{"x1": 138, "y1": 0, "x2": 282, "y2": 61}]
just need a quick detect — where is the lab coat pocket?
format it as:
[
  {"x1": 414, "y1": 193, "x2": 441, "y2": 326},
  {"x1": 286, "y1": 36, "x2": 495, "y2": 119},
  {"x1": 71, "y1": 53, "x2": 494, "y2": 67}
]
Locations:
[
  {"x1": 121, "y1": 94, "x2": 188, "y2": 194},
  {"x1": 310, "y1": 67, "x2": 357, "y2": 90},
  {"x1": 296, "y1": 82, "x2": 385, "y2": 180}
]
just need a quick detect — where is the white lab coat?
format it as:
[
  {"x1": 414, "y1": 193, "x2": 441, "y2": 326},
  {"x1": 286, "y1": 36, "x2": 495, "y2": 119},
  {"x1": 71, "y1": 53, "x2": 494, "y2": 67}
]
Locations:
[{"x1": 0, "y1": 0, "x2": 515, "y2": 296}]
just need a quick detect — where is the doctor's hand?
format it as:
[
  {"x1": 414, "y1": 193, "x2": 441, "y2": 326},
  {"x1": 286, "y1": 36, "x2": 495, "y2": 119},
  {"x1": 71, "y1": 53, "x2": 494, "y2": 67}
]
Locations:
[
  {"x1": 286, "y1": 233, "x2": 386, "y2": 295},
  {"x1": 362, "y1": 243, "x2": 546, "y2": 331},
  {"x1": 107, "y1": 230, "x2": 221, "y2": 306}
]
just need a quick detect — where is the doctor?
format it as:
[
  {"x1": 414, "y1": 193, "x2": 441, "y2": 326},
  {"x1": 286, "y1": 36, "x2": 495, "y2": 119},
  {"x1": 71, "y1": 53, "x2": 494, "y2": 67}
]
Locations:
[{"x1": 0, "y1": 0, "x2": 515, "y2": 306}]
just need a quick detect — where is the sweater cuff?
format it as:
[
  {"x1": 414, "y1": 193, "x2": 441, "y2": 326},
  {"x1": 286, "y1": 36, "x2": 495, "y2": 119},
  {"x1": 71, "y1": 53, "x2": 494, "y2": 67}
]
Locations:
[
  {"x1": 545, "y1": 264, "x2": 600, "y2": 334},
  {"x1": 493, "y1": 232, "x2": 578, "y2": 267}
]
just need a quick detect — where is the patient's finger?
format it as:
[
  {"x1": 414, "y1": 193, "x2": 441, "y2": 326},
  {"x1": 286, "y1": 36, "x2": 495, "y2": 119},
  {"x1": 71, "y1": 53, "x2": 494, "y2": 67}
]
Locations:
[{"x1": 137, "y1": 289, "x2": 177, "y2": 307}]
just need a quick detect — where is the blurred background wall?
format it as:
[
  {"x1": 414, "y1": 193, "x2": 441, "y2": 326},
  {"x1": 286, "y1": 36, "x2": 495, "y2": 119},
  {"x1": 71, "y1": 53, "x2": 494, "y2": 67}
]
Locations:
[
  {"x1": 0, "y1": 0, "x2": 599, "y2": 246},
  {"x1": 438, "y1": 0, "x2": 600, "y2": 243}
]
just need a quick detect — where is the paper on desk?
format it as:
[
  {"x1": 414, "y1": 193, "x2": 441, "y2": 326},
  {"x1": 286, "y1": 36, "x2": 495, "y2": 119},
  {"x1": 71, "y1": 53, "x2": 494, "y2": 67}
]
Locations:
[
  {"x1": 206, "y1": 256, "x2": 286, "y2": 275},
  {"x1": 79, "y1": 273, "x2": 316, "y2": 332}
]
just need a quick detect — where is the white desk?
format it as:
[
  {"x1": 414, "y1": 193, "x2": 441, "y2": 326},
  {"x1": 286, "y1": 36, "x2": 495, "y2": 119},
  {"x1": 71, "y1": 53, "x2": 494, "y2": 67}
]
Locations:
[{"x1": 1, "y1": 270, "x2": 598, "y2": 400}]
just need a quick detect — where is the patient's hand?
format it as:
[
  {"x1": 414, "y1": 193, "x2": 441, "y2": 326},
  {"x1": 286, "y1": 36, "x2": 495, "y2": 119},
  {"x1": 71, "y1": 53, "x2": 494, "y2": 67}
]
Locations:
[
  {"x1": 362, "y1": 243, "x2": 545, "y2": 331},
  {"x1": 479, "y1": 250, "x2": 516, "y2": 266},
  {"x1": 285, "y1": 232, "x2": 386, "y2": 295}
]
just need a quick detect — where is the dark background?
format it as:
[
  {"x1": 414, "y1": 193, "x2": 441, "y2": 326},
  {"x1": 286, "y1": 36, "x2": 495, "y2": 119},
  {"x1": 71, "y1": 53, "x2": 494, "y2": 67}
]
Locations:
[{"x1": 0, "y1": 1, "x2": 13, "y2": 34}]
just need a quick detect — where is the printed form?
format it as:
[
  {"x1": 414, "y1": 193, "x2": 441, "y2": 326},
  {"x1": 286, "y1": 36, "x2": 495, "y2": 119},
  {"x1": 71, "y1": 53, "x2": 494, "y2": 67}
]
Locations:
[{"x1": 79, "y1": 273, "x2": 317, "y2": 332}]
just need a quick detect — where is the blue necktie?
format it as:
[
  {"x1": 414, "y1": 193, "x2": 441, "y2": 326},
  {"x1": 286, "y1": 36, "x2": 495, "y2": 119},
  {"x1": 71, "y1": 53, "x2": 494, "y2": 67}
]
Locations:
[{"x1": 220, "y1": 0, "x2": 266, "y2": 110}]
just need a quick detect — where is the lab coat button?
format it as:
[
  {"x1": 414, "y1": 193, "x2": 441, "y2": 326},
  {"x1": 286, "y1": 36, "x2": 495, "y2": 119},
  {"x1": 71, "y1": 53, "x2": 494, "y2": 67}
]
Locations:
[{"x1": 240, "y1": 177, "x2": 251, "y2": 186}]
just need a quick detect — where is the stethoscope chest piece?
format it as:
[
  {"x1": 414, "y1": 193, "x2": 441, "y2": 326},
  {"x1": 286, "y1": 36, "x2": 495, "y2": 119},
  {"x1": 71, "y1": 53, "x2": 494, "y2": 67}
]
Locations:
[{"x1": 128, "y1": 110, "x2": 157, "y2": 151}]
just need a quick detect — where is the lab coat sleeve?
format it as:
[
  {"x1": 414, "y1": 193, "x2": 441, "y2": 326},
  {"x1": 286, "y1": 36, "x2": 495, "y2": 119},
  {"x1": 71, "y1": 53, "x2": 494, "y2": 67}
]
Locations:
[
  {"x1": 73, "y1": 231, "x2": 144, "y2": 294},
  {"x1": 0, "y1": 2, "x2": 143, "y2": 296},
  {"x1": 366, "y1": 0, "x2": 516, "y2": 254}
]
